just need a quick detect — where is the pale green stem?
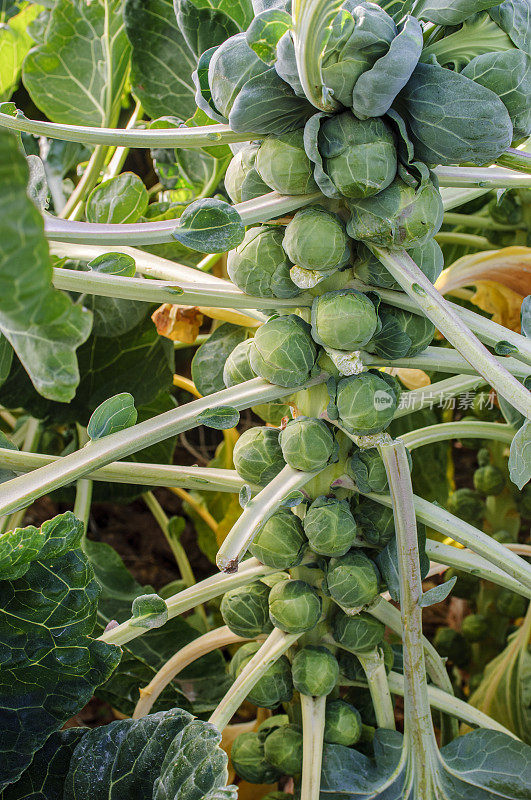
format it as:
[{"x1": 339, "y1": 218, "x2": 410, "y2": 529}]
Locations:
[
  {"x1": 441, "y1": 186, "x2": 494, "y2": 210},
  {"x1": 496, "y1": 147, "x2": 531, "y2": 174},
  {"x1": 0, "y1": 376, "x2": 326, "y2": 517},
  {"x1": 433, "y1": 165, "x2": 531, "y2": 189},
  {"x1": 0, "y1": 418, "x2": 40, "y2": 534},
  {"x1": 400, "y1": 421, "x2": 514, "y2": 450},
  {"x1": 174, "y1": 334, "x2": 210, "y2": 349},
  {"x1": 350, "y1": 649, "x2": 395, "y2": 730},
  {"x1": 209, "y1": 628, "x2": 301, "y2": 731},
  {"x1": 74, "y1": 479, "x2": 93, "y2": 533},
  {"x1": 442, "y1": 212, "x2": 519, "y2": 231},
  {"x1": 216, "y1": 465, "x2": 322, "y2": 572},
  {"x1": 300, "y1": 694, "x2": 327, "y2": 800},
  {"x1": 292, "y1": 0, "x2": 342, "y2": 111},
  {"x1": 0, "y1": 447, "x2": 248, "y2": 492},
  {"x1": 393, "y1": 375, "x2": 485, "y2": 419},
  {"x1": 142, "y1": 492, "x2": 196, "y2": 587},
  {"x1": 362, "y1": 346, "x2": 530, "y2": 380},
  {"x1": 371, "y1": 246, "x2": 531, "y2": 418},
  {"x1": 103, "y1": 101, "x2": 143, "y2": 180},
  {"x1": 197, "y1": 253, "x2": 222, "y2": 272},
  {"x1": 434, "y1": 232, "x2": 493, "y2": 249},
  {"x1": 99, "y1": 558, "x2": 276, "y2": 647},
  {"x1": 60, "y1": 145, "x2": 108, "y2": 220}
]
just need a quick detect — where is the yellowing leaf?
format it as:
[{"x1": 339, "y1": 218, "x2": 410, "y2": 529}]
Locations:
[
  {"x1": 386, "y1": 368, "x2": 431, "y2": 390},
  {"x1": 469, "y1": 281, "x2": 523, "y2": 330},
  {"x1": 152, "y1": 304, "x2": 204, "y2": 343}
]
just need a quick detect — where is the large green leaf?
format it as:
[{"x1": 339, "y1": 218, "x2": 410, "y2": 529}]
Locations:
[
  {"x1": 0, "y1": 2, "x2": 42, "y2": 101},
  {"x1": 124, "y1": 0, "x2": 197, "y2": 120},
  {"x1": 175, "y1": 0, "x2": 254, "y2": 58},
  {"x1": 509, "y1": 420, "x2": 530, "y2": 489},
  {"x1": 0, "y1": 129, "x2": 91, "y2": 402},
  {"x1": 0, "y1": 513, "x2": 121, "y2": 789},
  {"x1": 23, "y1": 0, "x2": 130, "y2": 126},
  {"x1": 0, "y1": 334, "x2": 12, "y2": 388},
  {"x1": 412, "y1": 0, "x2": 501, "y2": 25}
]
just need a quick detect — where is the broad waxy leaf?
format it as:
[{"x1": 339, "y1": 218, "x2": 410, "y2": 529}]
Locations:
[
  {"x1": 86, "y1": 173, "x2": 149, "y2": 224},
  {"x1": 23, "y1": 0, "x2": 130, "y2": 126},
  {"x1": 191, "y1": 322, "x2": 247, "y2": 396},
  {"x1": 124, "y1": 0, "x2": 196, "y2": 120},
  {"x1": 175, "y1": 0, "x2": 254, "y2": 58},
  {"x1": 0, "y1": 333, "x2": 12, "y2": 387},
  {"x1": 0, "y1": 513, "x2": 120, "y2": 788},
  {"x1": 489, "y1": 0, "x2": 531, "y2": 55},
  {"x1": 412, "y1": 0, "x2": 501, "y2": 25},
  {"x1": 246, "y1": 9, "x2": 292, "y2": 64},
  {"x1": 508, "y1": 420, "x2": 530, "y2": 489},
  {"x1": 87, "y1": 392, "x2": 138, "y2": 440},
  {"x1": 0, "y1": 129, "x2": 91, "y2": 402},
  {"x1": 172, "y1": 198, "x2": 245, "y2": 253},
  {"x1": 397, "y1": 62, "x2": 514, "y2": 166},
  {"x1": 130, "y1": 593, "x2": 169, "y2": 629},
  {"x1": 0, "y1": 2, "x2": 42, "y2": 101}
]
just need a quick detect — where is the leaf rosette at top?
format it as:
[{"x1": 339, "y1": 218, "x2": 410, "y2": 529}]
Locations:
[
  {"x1": 0, "y1": 512, "x2": 121, "y2": 789},
  {"x1": 0, "y1": 129, "x2": 91, "y2": 402}
]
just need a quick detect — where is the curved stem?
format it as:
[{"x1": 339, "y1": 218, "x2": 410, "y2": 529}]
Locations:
[
  {"x1": 99, "y1": 558, "x2": 276, "y2": 647},
  {"x1": 434, "y1": 232, "x2": 493, "y2": 250},
  {"x1": 133, "y1": 626, "x2": 246, "y2": 719},
  {"x1": 59, "y1": 145, "x2": 108, "y2": 219},
  {"x1": 217, "y1": 465, "x2": 321, "y2": 572},
  {"x1": 292, "y1": 0, "x2": 341, "y2": 111},
  {"x1": 371, "y1": 246, "x2": 531, "y2": 418},
  {"x1": 394, "y1": 375, "x2": 486, "y2": 419},
  {"x1": 442, "y1": 212, "x2": 520, "y2": 231},
  {"x1": 350, "y1": 649, "x2": 395, "y2": 730},
  {"x1": 143, "y1": 491, "x2": 197, "y2": 587},
  {"x1": 209, "y1": 628, "x2": 301, "y2": 731},
  {"x1": 362, "y1": 346, "x2": 530, "y2": 380},
  {"x1": 496, "y1": 148, "x2": 531, "y2": 174},
  {"x1": 0, "y1": 376, "x2": 326, "y2": 517},
  {"x1": 300, "y1": 694, "x2": 327, "y2": 800},
  {"x1": 399, "y1": 421, "x2": 514, "y2": 450}
]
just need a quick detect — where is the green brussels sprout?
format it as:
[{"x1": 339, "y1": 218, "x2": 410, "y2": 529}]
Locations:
[
  {"x1": 447, "y1": 488, "x2": 485, "y2": 526},
  {"x1": 282, "y1": 207, "x2": 350, "y2": 272},
  {"x1": 311, "y1": 289, "x2": 379, "y2": 350},
  {"x1": 336, "y1": 371, "x2": 399, "y2": 435},
  {"x1": 333, "y1": 611, "x2": 385, "y2": 652},
  {"x1": 491, "y1": 529, "x2": 517, "y2": 544},
  {"x1": 338, "y1": 639, "x2": 393, "y2": 681},
  {"x1": 318, "y1": 113, "x2": 397, "y2": 198},
  {"x1": 257, "y1": 715, "x2": 289, "y2": 743},
  {"x1": 303, "y1": 496, "x2": 360, "y2": 557},
  {"x1": 292, "y1": 645, "x2": 339, "y2": 696},
  {"x1": 224, "y1": 143, "x2": 271, "y2": 204},
  {"x1": 324, "y1": 700, "x2": 362, "y2": 746},
  {"x1": 496, "y1": 590, "x2": 527, "y2": 619},
  {"x1": 208, "y1": 34, "x2": 266, "y2": 117},
  {"x1": 279, "y1": 417, "x2": 336, "y2": 472},
  {"x1": 263, "y1": 724, "x2": 303, "y2": 776},
  {"x1": 471, "y1": 392, "x2": 498, "y2": 420},
  {"x1": 348, "y1": 448, "x2": 388, "y2": 495},
  {"x1": 221, "y1": 581, "x2": 271, "y2": 638},
  {"x1": 229, "y1": 641, "x2": 262, "y2": 679},
  {"x1": 268, "y1": 579, "x2": 322, "y2": 634},
  {"x1": 443, "y1": 568, "x2": 478, "y2": 601},
  {"x1": 255, "y1": 130, "x2": 318, "y2": 195},
  {"x1": 368, "y1": 304, "x2": 435, "y2": 359},
  {"x1": 477, "y1": 448, "x2": 491, "y2": 467},
  {"x1": 473, "y1": 464, "x2": 505, "y2": 496},
  {"x1": 326, "y1": 552, "x2": 380, "y2": 609},
  {"x1": 223, "y1": 339, "x2": 256, "y2": 388},
  {"x1": 227, "y1": 226, "x2": 300, "y2": 299},
  {"x1": 347, "y1": 175, "x2": 444, "y2": 250},
  {"x1": 433, "y1": 627, "x2": 471, "y2": 667},
  {"x1": 249, "y1": 315, "x2": 317, "y2": 388},
  {"x1": 461, "y1": 614, "x2": 489, "y2": 643},
  {"x1": 233, "y1": 427, "x2": 286, "y2": 486},
  {"x1": 230, "y1": 731, "x2": 281, "y2": 784},
  {"x1": 354, "y1": 239, "x2": 443, "y2": 290},
  {"x1": 236, "y1": 653, "x2": 294, "y2": 708},
  {"x1": 249, "y1": 509, "x2": 307, "y2": 569}
]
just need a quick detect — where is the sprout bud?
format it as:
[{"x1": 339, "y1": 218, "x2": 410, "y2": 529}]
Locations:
[
  {"x1": 326, "y1": 552, "x2": 380, "y2": 609},
  {"x1": 333, "y1": 610, "x2": 385, "y2": 652},
  {"x1": 447, "y1": 488, "x2": 485, "y2": 526},
  {"x1": 225, "y1": 143, "x2": 271, "y2": 204},
  {"x1": 256, "y1": 129, "x2": 318, "y2": 195},
  {"x1": 227, "y1": 226, "x2": 300, "y2": 299},
  {"x1": 263, "y1": 725, "x2": 303, "y2": 775},
  {"x1": 324, "y1": 699, "x2": 362, "y2": 746},
  {"x1": 354, "y1": 497, "x2": 395, "y2": 548},
  {"x1": 223, "y1": 339, "x2": 256, "y2": 388},
  {"x1": 311, "y1": 289, "x2": 379, "y2": 351},
  {"x1": 268, "y1": 579, "x2": 322, "y2": 633},
  {"x1": 336, "y1": 371, "x2": 399, "y2": 435},
  {"x1": 233, "y1": 427, "x2": 286, "y2": 486},
  {"x1": 292, "y1": 645, "x2": 339, "y2": 696},
  {"x1": 303, "y1": 496, "x2": 360, "y2": 557},
  {"x1": 221, "y1": 581, "x2": 272, "y2": 637},
  {"x1": 473, "y1": 464, "x2": 505, "y2": 496},
  {"x1": 231, "y1": 731, "x2": 282, "y2": 784},
  {"x1": 433, "y1": 627, "x2": 470, "y2": 667},
  {"x1": 249, "y1": 509, "x2": 307, "y2": 570},
  {"x1": 461, "y1": 614, "x2": 489, "y2": 643},
  {"x1": 279, "y1": 417, "x2": 336, "y2": 472},
  {"x1": 282, "y1": 207, "x2": 350, "y2": 272},
  {"x1": 249, "y1": 315, "x2": 317, "y2": 388}
]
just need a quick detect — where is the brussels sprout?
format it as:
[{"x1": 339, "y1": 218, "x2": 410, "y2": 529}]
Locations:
[
  {"x1": 471, "y1": 392, "x2": 498, "y2": 421},
  {"x1": 354, "y1": 239, "x2": 443, "y2": 290},
  {"x1": 292, "y1": 645, "x2": 339, "y2": 696},
  {"x1": 347, "y1": 175, "x2": 444, "y2": 249},
  {"x1": 318, "y1": 113, "x2": 397, "y2": 198},
  {"x1": 263, "y1": 725, "x2": 303, "y2": 776},
  {"x1": 491, "y1": 529, "x2": 517, "y2": 544},
  {"x1": 282, "y1": 207, "x2": 350, "y2": 272},
  {"x1": 257, "y1": 714, "x2": 289, "y2": 743},
  {"x1": 230, "y1": 731, "x2": 281, "y2": 784},
  {"x1": 311, "y1": 289, "x2": 379, "y2": 350},
  {"x1": 249, "y1": 315, "x2": 317, "y2": 388},
  {"x1": 221, "y1": 581, "x2": 271, "y2": 637},
  {"x1": 209, "y1": 34, "x2": 266, "y2": 118},
  {"x1": 461, "y1": 614, "x2": 489, "y2": 643},
  {"x1": 324, "y1": 699, "x2": 362, "y2": 746},
  {"x1": 224, "y1": 143, "x2": 270, "y2": 204},
  {"x1": 496, "y1": 590, "x2": 527, "y2": 619},
  {"x1": 223, "y1": 339, "x2": 256, "y2": 388},
  {"x1": 303, "y1": 496, "x2": 360, "y2": 557},
  {"x1": 229, "y1": 641, "x2": 262, "y2": 679},
  {"x1": 348, "y1": 448, "x2": 389, "y2": 495},
  {"x1": 433, "y1": 627, "x2": 471, "y2": 667},
  {"x1": 477, "y1": 448, "x2": 491, "y2": 467},
  {"x1": 326, "y1": 552, "x2": 380, "y2": 609},
  {"x1": 233, "y1": 427, "x2": 286, "y2": 486},
  {"x1": 255, "y1": 130, "x2": 318, "y2": 195},
  {"x1": 336, "y1": 371, "x2": 399, "y2": 435},
  {"x1": 447, "y1": 488, "x2": 485, "y2": 526},
  {"x1": 268, "y1": 579, "x2": 322, "y2": 634},
  {"x1": 368, "y1": 304, "x2": 435, "y2": 359},
  {"x1": 443, "y1": 568, "x2": 478, "y2": 601},
  {"x1": 279, "y1": 417, "x2": 336, "y2": 472},
  {"x1": 338, "y1": 640, "x2": 393, "y2": 681},
  {"x1": 227, "y1": 226, "x2": 300, "y2": 299},
  {"x1": 249, "y1": 509, "x2": 307, "y2": 569},
  {"x1": 473, "y1": 464, "x2": 505, "y2": 496},
  {"x1": 236, "y1": 653, "x2": 294, "y2": 708},
  {"x1": 253, "y1": 399, "x2": 292, "y2": 426},
  {"x1": 333, "y1": 611, "x2": 385, "y2": 652}
]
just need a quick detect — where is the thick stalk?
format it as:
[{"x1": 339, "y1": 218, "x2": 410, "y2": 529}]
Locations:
[
  {"x1": 0, "y1": 376, "x2": 326, "y2": 517},
  {"x1": 209, "y1": 628, "x2": 301, "y2": 731},
  {"x1": 99, "y1": 558, "x2": 276, "y2": 647},
  {"x1": 362, "y1": 346, "x2": 530, "y2": 380},
  {"x1": 300, "y1": 694, "x2": 327, "y2": 800},
  {"x1": 133, "y1": 626, "x2": 246, "y2": 719},
  {"x1": 74, "y1": 479, "x2": 93, "y2": 534},
  {"x1": 433, "y1": 165, "x2": 531, "y2": 189},
  {"x1": 350, "y1": 649, "x2": 395, "y2": 730},
  {"x1": 393, "y1": 375, "x2": 485, "y2": 419},
  {"x1": 399, "y1": 421, "x2": 514, "y2": 450},
  {"x1": 371, "y1": 246, "x2": 531, "y2": 417},
  {"x1": 103, "y1": 101, "x2": 143, "y2": 180},
  {"x1": 216, "y1": 465, "x2": 322, "y2": 572}
]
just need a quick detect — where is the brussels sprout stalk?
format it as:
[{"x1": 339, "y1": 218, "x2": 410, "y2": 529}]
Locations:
[
  {"x1": 300, "y1": 694, "x2": 327, "y2": 800},
  {"x1": 209, "y1": 628, "x2": 301, "y2": 731},
  {"x1": 393, "y1": 376, "x2": 485, "y2": 419},
  {"x1": 352, "y1": 649, "x2": 396, "y2": 730},
  {"x1": 371, "y1": 246, "x2": 531, "y2": 418},
  {"x1": 399, "y1": 421, "x2": 514, "y2": 451},
  {"x1": 217, "y1": 465, "x2": 325, "y2": 572},
  {"x1": 362, "y1": 346, "x2": 531, "y2": 379},
  {"x1": 433, "y1": 165, "x2": 531, "y2": 189}
]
